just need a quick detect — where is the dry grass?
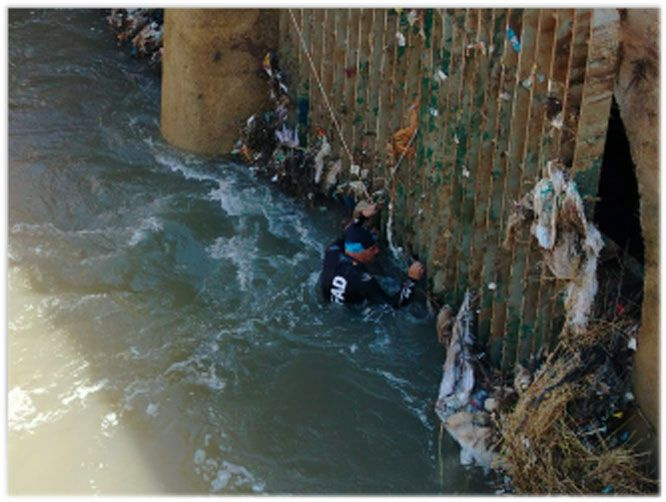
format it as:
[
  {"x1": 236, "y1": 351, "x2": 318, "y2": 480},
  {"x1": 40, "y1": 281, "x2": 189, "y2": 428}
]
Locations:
[{"x1": 495, "y1": 320, "x2": 657, "y2": 494}]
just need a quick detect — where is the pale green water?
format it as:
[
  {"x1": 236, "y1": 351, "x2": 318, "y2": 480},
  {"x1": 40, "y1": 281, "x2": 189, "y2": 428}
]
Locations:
[{"x1": 8, "y1": 9, "x2": 493, "y2": 495}]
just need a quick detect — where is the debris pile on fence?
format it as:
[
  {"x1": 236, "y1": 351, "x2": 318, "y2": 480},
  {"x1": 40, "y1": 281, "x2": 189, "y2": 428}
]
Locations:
[
  {"x1": 435, "y1": 292, "x2": 501, "y2": 469},
  {"x1": 434, "y1": 164, "x2": 656, "y2": 494},
  {"x1": 505, "y1": 161, "x2": 604, "y2": 335},
  {"x1": 233, "y1": 53, "x2": 376, "y2": 209},
  {"x1": 436, "y1": 294, "x2": 654, "y2": 494},
  {"x1": 498, "y1": 318, "x2": 655, "y2": 494},
  {"x1": 106, "y1": 9, "x2": 163, "y2": 68}
]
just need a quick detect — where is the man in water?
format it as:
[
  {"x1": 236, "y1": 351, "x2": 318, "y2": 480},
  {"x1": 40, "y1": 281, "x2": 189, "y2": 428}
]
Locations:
[{"x1": 321, "y1": 203, "x2": 425, "y2": 307}]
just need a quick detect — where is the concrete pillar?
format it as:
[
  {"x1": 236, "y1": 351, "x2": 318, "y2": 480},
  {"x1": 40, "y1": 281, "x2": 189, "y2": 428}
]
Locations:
[
  {"x1": 614, "y1": 9, "x2": 659, "y2": 434},
  {"x1": 160, "y1": 9, "x2": 278, "y2": 155}
]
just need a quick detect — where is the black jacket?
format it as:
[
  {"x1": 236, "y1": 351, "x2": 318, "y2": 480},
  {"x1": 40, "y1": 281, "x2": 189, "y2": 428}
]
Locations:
[{"x1": 320, "y1": 236, "x2": 415, "y2": 308}]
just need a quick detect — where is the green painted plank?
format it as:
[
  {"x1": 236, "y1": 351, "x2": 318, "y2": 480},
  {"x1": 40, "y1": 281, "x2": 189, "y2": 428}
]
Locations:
[
  {"x1": 455, "y1": 9, "x2": 495, "y2": 302},
  {"x1": 420, "y1": 8, "x2": 443, "y2": 268},
  {"x1": 343, "y1": 9, "x2": 361, "y2": 175},
  {"x1": 535, "y1": 8, "x2": 574, "y2": 356},
  {"x1": 517, "y1": 10, "x2": 558, "y2": 365},
  {"x1": 436, "y1": 8, "x2": 469, "y2": 306},
  {"x1": 330, "y1": 9, "x2": 350, "y2": 173},
  {"x1": 365, "y1": 10, "x2": 384, "y2": 185},
  {"x1": 487, "y1": 7, "x2": 524, "y2": 369},
  {"x1": 428, "y1": 9, "x2": 456, "y2": 295},
  {"x1": 414, "y1": 9, "x2": 437, "y2": 259},
  {"x1": 475, "y1": 10, "x2": 509, "y2": 346},
  {"x1": 500, "y1": 8, "x2": 540, "y2": 373}
]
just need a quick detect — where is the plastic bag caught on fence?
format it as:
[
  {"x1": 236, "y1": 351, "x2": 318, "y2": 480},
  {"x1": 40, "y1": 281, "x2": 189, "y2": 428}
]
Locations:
[
  {"x1": 434, "y1": 292, "x2": 500, "y2": 469},
  {"x1": 505, "y1": 163, "x2": 604, "y2": 335}
]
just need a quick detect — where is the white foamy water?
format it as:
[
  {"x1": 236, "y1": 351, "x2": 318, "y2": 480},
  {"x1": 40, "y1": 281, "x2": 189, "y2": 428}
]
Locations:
[
  {"x1": 60, "y1": 378, "x2": 109, "y2": 406},
  {"x1": 206, "y1": 235, "x2": 257, "y2": 291},
  {"x1": 8, "y1": 9, "x2": 492, "y2": 494},
  {"x1": 193, "y1": 447, "x2": 264, "y2": 494},
  {"x1": 164, "y1": 354, "x2": 227, "y2": 392},
  {"x1": 127, "y1": 216, "x2": 163, "y2": 247}
]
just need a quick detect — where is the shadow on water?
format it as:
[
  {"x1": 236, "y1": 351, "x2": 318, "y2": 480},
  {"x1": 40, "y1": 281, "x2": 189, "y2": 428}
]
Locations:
[{"x1": 8, "y1": 9, "x2": 494, "y2": 495}]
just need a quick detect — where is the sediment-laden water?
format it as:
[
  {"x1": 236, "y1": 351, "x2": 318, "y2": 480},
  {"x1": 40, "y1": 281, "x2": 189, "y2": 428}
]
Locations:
[{"x1": 8, "y1": 9, "x2": 492, "y2": 494}]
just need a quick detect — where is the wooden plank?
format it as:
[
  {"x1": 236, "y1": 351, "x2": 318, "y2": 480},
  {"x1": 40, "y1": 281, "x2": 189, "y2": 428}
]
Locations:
[
  {"x1": 374, "y1": 10, "x2": 392, "y2": 187},
  {"x1": 499, "y1": 8, "x2": 540, "y2": 373},
  {"x1": 360, "y1": 9, "x2": 381, "y2": 186},
  {"x1": 487, "y1": 8, "x2": 524, "y2": 368},
  {"x1": 442, "y1": 9, "x2": 477, "y2": 303},
  {"x1": 347, "y1": 9, "x2": 363, "y2": 172},
  {"x1": 419, "y1": 8, "x2": 442, "y2": 263},
  {"x1": 330, "y1": 9, "x2": 350, "y2": 172},
  {"x1": 393, "y1": 8, "x2": 417, "y2": 245},
  {"x1": 380, "y1": 8, "x2": 401, "y2": 215},
  {"x1": 455, "y1": 9, "x2": 493, "y2": 301},
  {"x1": 476, "y1": 9, "x2": 510, "y2": 349},
  {"x1": 296, "y1": 9, "x2": 312, "y2": 146},
  {"x1": 321, "y1": 9, "x2": 336, "y2": 143},
  {"x1": 411, "y1": 9, "x2": 432, "y2": 257},
  {"x1": 433, "y1": 9, "x2": 469, "y2": 306},
  {"x1": 515, "y1": 9, "x2": 558, "y2": 367},
  {"x1": 542, "y1": 8, "x2": 592, "y2": 346},
  {"x1": 426, "y1": 9, "x2": 453, "y2": 288},
  {"x1": 309, "y1": 9, "x2": 326, "y2": 137},
  {"x1": 429, "y1": 8, "x2": 465, "y2": 301},
  {"x1": 534, "y1": 8, "x2": 574, "y2": 356}
]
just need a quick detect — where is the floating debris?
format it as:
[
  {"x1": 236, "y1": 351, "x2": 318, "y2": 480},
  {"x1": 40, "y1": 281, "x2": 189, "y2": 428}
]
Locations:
[{"x1": 396, "y1": 32, "x2": 406, "y2": 47}]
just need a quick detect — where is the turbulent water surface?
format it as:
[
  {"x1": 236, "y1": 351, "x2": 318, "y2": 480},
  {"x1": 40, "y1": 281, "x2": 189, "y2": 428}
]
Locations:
[{"x1": 8, "y1": 9, "x2": 493, "y2": 495}]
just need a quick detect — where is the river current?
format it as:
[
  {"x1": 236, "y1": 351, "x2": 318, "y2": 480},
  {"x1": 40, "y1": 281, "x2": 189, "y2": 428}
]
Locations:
[{"x1": 8, "y1": 9, "x2": 492, "y2": 495}]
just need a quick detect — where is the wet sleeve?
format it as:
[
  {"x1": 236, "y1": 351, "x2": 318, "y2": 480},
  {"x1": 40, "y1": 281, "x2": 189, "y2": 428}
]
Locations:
[{"x1": 358, "y1": 273, "x2": 416, "y2": 309}]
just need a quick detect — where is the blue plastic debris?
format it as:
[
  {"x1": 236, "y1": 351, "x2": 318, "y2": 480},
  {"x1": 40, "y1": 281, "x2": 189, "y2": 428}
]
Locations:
[
  {"x1": 601, "y1": 484, "x2": 614, "y2": 494},
  {"x1": 620, "y1": 430, "x2": 629, "y2": 443},
  {"x1": 507, "y1": 27, "x2": 521, "y2": 53}
]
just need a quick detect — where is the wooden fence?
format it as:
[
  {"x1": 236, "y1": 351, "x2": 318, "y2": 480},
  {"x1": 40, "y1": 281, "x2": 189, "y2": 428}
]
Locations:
[{"x1": 277, "y1": 8, "x2": 619, "y2": 372}]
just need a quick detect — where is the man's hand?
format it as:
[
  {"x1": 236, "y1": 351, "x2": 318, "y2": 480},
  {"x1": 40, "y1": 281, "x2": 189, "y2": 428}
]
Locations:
[{"x1": 408, "y1": 261, "x2": 425, "y2": 281}]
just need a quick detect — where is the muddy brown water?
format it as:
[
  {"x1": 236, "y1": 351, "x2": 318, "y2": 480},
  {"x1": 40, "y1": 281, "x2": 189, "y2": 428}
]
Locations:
[{"x1": 8, "y1": 9, "x2": 494, "y2": 494}]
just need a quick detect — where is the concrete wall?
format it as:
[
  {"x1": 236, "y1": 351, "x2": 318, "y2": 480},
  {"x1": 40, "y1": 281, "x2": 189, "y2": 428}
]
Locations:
[
  {"x1": 614, "y1": 9, "x2": 659, "y2": 432},
  {"x1": 160, "y1": 9, "x2": 278, "y2": 155}
]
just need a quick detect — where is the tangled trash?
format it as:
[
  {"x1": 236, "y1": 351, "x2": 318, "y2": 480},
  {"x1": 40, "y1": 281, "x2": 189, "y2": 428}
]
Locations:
[
  {"x1": 232, "y1": 53, "x2": 374, "y2": 208},
  {"x1": 435, "y1": 292, "x2": 500, "y2": 469},
  {"x1": 434, "y1": 163, "x2": 657, "y2": 494},
  {"x1": 107, "y1": 9, "x2": 163, "y2": 69},
  {"x1": 497, "y1": 318, "x2": 655, "y2": 494},
  {"x1": 387, "y1": 99, "x2": 419, "y2": 166},
  {"x1": 504, "y1": 162, "x2": 604, "y2": 335},
  {"x1": 435, "y1": 294, "x2": 655, "y2": 493}
]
